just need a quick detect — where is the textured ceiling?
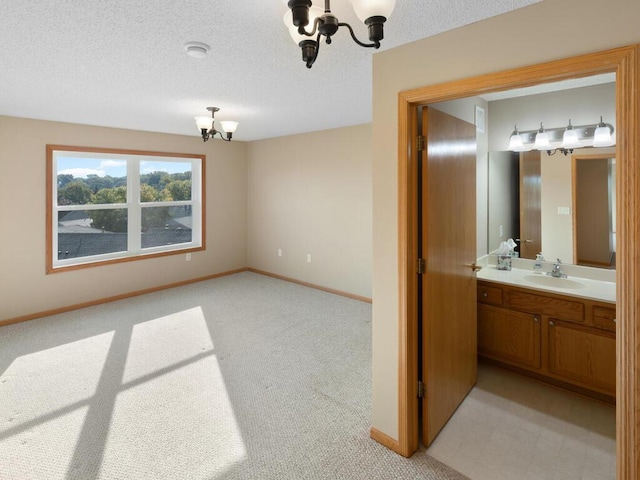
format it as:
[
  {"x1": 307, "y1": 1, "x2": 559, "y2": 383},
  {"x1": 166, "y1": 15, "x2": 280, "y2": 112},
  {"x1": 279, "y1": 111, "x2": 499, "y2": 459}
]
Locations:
[{"x1": 0, "y1": 0, "x2": 541, "y2": 141}]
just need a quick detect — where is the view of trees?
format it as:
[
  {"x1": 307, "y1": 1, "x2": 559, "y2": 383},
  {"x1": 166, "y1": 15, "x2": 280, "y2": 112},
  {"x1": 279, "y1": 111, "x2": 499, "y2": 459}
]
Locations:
[{"x1": 57, "y1": 171, "x2": 192, "y2": 232}]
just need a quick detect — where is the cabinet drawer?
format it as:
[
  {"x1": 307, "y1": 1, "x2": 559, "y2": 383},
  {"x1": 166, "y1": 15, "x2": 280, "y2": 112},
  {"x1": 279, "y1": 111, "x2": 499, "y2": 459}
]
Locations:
[
  {"x1": 478, "y1": 284, "x2": 503, "y2": 306},
  {"x1": 593, "y1": 306, "x2": 616, "y2": 332},
  {"x1": 506, "y1": 290, "x2": 584, "y2": 323}
]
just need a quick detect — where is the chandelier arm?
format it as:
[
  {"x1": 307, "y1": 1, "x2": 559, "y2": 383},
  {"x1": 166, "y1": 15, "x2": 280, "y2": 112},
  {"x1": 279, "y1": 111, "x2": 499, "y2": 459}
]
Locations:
[
  {"x1": 306, "y1": 33, "x2": 322, "y2": 68},
  {"x1": 337, "y1": 22, "x2": 378, "y2": 48},
  {"x1": 213, "y1": 131, "x2": 231, "y2": 142},
  {"x1": 298, "y1": 17, "x2": 322, "y2": 38}
]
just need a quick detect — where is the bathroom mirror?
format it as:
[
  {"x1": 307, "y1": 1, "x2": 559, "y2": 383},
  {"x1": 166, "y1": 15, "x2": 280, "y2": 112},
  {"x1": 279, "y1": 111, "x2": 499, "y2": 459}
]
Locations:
[
  {"x1": 431, "y1": 73, "x2": 616, "y2": 268},
  {"x1": 487, "y1": 148, "x2": 616, "y2": 268},
  {"x1": 483, "y1": 76, "x2": 616, "y2": 268}
]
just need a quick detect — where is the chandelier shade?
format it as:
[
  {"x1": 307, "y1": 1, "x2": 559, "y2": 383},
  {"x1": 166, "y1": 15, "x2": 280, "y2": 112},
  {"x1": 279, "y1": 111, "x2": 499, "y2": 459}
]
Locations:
[
  {"x1": 350, "y1": 0, "x2": 396, "y2": 22},
  {"x1": 284, "y1": 6, "x2": 324, "y2": 44}
]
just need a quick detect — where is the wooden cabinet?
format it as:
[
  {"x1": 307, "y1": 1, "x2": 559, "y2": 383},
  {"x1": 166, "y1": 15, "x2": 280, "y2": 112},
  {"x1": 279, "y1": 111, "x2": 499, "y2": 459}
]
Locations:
[
  {"x1": 477, "y1": 280, "x2": 616, "y2": 400},
  {"x1": 478, "y1": 304, "x2": 541, "y2": 369},
  {"x1": 547, "y1": 319, "x2": 616, "y2": 394}
]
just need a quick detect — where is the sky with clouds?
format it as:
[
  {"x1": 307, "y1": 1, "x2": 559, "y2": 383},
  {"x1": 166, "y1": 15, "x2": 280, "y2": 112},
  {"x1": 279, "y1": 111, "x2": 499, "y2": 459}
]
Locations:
[{"x1": 57, "y1": 157, "x2": 191, "y2": 178}]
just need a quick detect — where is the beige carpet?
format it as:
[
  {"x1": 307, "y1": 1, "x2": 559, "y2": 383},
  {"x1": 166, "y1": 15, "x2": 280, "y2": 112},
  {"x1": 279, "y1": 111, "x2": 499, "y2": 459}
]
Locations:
[{"x1": 0, "y1": 272, "x2": 468, "y2": 479}]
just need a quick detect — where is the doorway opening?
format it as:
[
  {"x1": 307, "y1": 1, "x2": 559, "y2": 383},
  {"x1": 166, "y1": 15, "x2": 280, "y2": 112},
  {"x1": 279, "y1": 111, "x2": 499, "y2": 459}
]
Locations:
[{"x1": 396, "y1": 45, "x2": 639, "y2": 480}]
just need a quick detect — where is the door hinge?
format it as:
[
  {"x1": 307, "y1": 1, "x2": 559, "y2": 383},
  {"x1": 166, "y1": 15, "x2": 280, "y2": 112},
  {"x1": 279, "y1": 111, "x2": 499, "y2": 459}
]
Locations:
[
  {"x1": 418, "y1": 380, "x2": 425, "y2": 398},
  {"x1": 417, "y1": 258, "x2": 426, "y2": 275},
  {"x1": 417, "y1": 135, "x2": 425, "y2": 152}
]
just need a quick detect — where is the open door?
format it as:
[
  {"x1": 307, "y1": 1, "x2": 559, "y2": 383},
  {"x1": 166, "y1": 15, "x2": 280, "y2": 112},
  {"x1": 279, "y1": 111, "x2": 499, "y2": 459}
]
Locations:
[
  {"x1": 421, "y1": 107, "x2": 478, "y2": 445},
  {"x1": 519, "y1": 151, "x2": 542, "y2": 259}
]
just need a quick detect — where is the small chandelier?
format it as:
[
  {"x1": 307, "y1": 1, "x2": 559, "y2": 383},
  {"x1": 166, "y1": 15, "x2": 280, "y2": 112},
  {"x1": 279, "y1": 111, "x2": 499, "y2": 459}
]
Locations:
[
  {"x1": 194, "y1": 107, "x2": 239, "y2": 142},
  {"x1": 283, "y1": 0, "x2": 396, "y2": 68},
  {"x1": 508, "y1": 117, "x2": 615, "y2": 155}
]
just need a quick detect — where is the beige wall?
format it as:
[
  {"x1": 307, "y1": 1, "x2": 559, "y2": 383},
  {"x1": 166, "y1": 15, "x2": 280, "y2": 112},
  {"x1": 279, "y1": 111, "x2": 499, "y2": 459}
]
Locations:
[
  {"x1": 371, "y1": 0, "x2": 640, "y2": 440},
  {"x1": 0, "y1": 116, "x2": 247, "y2": 320},
  {"x1": 247, "y1": 124, "x2": 372, "y2": 298}
]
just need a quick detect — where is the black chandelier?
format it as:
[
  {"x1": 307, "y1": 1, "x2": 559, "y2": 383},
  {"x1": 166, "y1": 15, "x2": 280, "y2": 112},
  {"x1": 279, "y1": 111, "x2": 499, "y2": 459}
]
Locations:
[{"x1": 283, "y1": 0, "x2": 396, "y2": 68}]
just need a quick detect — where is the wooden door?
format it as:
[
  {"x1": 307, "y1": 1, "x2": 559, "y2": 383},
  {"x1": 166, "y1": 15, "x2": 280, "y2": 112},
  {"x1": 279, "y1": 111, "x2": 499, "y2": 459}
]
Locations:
[
  {"x1": 519, "y1": 151, "x2": 542, "y2": 259},
  {"x1": 421, "y1": 107, "x2": 477, "y2": 446}
]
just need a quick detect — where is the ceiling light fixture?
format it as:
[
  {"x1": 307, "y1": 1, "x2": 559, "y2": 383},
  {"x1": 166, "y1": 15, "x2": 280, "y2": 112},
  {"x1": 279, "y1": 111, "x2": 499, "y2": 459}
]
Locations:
[
  {"x1": 508, "y1": 117, "x2": 615, "y2": 155},
  {"x1": 184, "y1": 41, "x2": 210, "y2": 58},
  {"x1": 194, "y1": 107, "x2": 239, "y2": 142},
  {"x1": 282, "y1": 0, "x2": 396, "y2": 68}
]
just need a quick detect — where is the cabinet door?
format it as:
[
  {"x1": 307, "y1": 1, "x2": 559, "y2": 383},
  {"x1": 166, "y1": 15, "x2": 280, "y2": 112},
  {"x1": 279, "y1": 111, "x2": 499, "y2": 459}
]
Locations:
[
  {"x1": 547, "y1": 319, "x2": 616, "y2": 396},
  {"x1": 478, "y1": 304, "x2": 541, "y2": 369}
]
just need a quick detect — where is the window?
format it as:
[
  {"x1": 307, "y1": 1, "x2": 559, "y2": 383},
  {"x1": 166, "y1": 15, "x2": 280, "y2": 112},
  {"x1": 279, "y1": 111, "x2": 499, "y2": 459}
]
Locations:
[{"x1": 47, "y1": 145, "x2": 205, "y2": 272}]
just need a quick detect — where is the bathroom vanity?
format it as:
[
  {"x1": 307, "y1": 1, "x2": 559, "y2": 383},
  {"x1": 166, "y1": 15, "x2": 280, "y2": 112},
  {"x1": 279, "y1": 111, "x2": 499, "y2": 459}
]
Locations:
[{"x1": 477, "y1": 267, "x2": 616, "y2": 402}]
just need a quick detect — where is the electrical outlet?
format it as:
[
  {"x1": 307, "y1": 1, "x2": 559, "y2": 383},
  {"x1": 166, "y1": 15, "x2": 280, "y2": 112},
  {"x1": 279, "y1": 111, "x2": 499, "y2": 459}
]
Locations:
[
  {"x1": 186, "y1": 253, "x2": 191, "y2": 261},
  {"x1": 278, "y1": 248, "x2": 283, "y2": 257},
  {"x1": 306, "y1": 254, "x2": 312, "y2": 263},
  {"x1": 557, "y1": 206, "x2": 571, "y2": 215},
  {"x1": 499, "y1": 225, "x2": 504, "y2": 238}
]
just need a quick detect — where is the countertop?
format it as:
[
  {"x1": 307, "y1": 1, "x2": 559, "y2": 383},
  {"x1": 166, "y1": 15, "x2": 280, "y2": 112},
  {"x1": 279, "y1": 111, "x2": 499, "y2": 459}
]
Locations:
[{"x1": 477, "y1": 266, "x2": 616, "y2": 304}]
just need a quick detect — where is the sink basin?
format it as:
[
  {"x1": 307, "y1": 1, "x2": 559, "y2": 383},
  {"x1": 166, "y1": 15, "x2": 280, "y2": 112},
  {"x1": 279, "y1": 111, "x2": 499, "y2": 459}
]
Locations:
[{"x1": 522, "y1": 275, "x2": 586, "y2": 289}]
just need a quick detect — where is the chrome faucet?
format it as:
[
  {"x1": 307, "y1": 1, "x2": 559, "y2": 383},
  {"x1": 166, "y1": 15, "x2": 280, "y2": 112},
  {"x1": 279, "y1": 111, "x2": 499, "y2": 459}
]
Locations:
[{"x1": 548, "y1": 258, "x2": 567, "y2": 278}]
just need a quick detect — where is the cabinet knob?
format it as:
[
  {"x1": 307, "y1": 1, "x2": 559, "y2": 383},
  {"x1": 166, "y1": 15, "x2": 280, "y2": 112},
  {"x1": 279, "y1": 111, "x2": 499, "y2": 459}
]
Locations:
[
  {"x1": 533, "y1": 316, "x2": 539, "y2": 323},
  {"x1": 483, "y1": 292, "x2": 488, "y2": 298},
  {"x1": 549, "y1": 320, "x2": 555, "y2": 327}
]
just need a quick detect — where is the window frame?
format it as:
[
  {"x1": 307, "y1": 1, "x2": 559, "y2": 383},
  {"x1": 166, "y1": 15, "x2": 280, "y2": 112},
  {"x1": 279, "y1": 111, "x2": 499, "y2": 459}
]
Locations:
[{"x1": 46, "y1": 145, "x2": 206, "y2": 273}]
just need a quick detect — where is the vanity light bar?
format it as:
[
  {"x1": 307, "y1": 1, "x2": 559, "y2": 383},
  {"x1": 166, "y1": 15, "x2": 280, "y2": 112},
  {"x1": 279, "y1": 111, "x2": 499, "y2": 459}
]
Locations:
[{"x1": 508, "y1": 118, "x2": 615, "y2": 154}]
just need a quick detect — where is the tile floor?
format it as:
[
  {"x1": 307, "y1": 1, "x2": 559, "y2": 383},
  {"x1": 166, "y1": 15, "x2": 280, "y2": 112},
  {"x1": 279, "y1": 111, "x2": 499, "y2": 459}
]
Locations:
[{"x1": 426, "y1": 363, "x2": 616, "y2": 480}]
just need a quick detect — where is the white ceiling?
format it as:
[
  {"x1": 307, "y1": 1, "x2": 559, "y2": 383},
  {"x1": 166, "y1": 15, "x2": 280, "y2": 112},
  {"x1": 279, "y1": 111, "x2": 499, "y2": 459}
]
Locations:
[{"x1": 0, "y1": 0, "x2": 542, "y2": 141}]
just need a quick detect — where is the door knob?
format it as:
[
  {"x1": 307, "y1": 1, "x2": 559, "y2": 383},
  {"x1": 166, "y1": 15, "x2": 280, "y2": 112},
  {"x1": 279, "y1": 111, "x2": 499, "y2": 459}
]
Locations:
[{"x1": 469, "y1": 263, "x2": 482, "y2": 272}]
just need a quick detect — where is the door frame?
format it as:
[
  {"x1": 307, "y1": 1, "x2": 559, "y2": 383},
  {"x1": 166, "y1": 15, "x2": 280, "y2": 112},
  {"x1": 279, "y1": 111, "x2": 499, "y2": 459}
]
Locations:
[{"x1": 396, "y1": 44, "x2": 639, "y2": 480}]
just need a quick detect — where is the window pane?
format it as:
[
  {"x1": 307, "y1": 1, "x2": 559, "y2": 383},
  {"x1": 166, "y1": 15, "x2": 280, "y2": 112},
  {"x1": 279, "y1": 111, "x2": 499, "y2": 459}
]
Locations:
[
  {"x1": 58, "y1": 209, "x2": 128, "y2": 260},
  {"x1": 141, "y1": 206, "x2": 192, "y2": 249},
  {"x1": 57, "y1": 156, "x2": 127, "y2": 205},
  {"x1": 140, "y1": 161, "x2": 192, "y2": 202}
]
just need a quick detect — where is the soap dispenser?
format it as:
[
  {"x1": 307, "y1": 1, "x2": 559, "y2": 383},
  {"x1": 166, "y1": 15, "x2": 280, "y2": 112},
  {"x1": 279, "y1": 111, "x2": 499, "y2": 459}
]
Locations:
[{"x1": 533, "y1": 253, "x2": 544, "y2": 273}]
